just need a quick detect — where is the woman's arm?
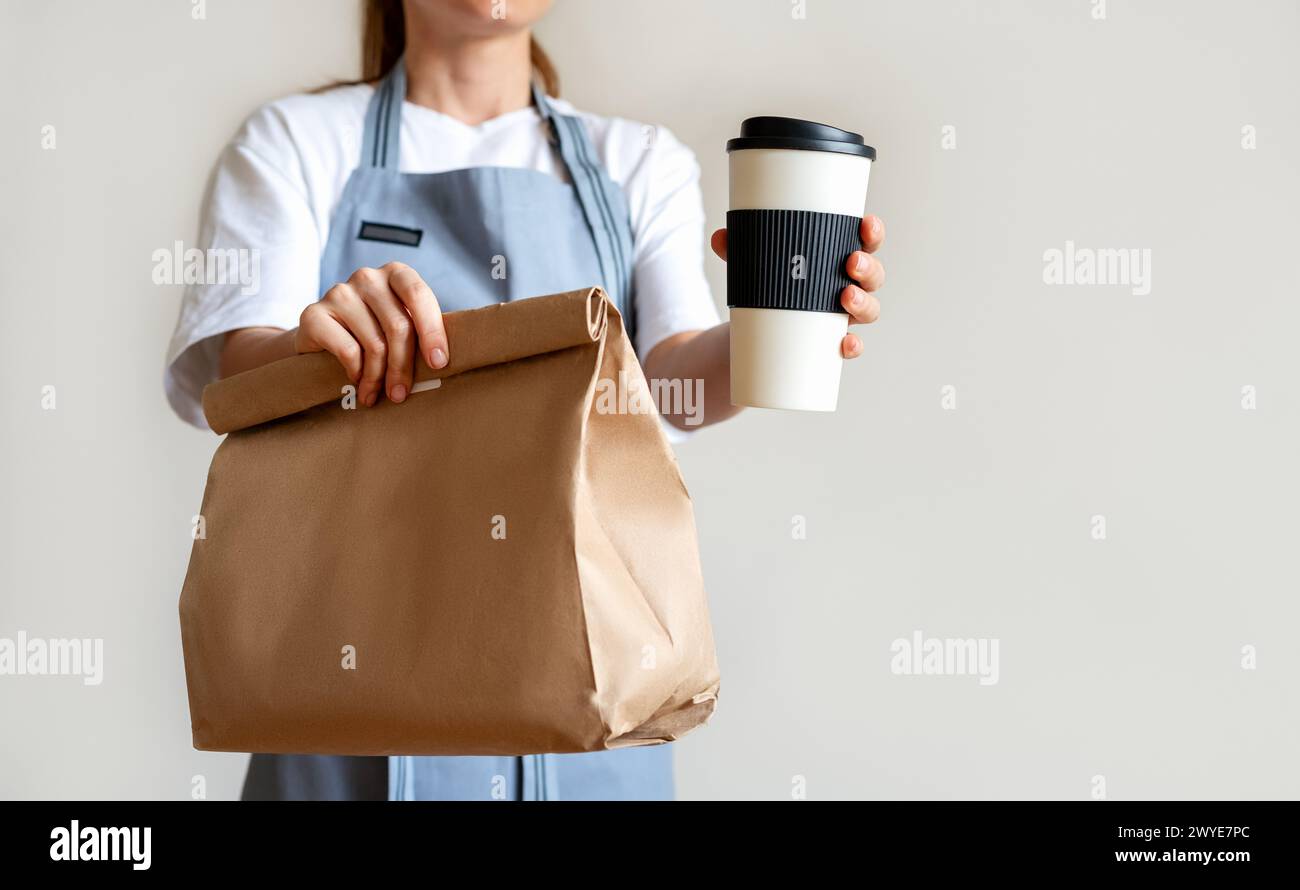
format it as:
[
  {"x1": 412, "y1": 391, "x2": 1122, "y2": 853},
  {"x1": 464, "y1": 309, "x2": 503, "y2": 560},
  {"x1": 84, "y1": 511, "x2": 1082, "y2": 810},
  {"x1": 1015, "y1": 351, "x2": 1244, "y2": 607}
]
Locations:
[
  {"x1": 642, "y1": 323, "x2": 740, "y2": 430},
  {"x1": 219, "y1": 327, "x2": 297, "y2": 378},
  {"x1": 644, "y1": 215, "x2": 887, "y2": 431}
]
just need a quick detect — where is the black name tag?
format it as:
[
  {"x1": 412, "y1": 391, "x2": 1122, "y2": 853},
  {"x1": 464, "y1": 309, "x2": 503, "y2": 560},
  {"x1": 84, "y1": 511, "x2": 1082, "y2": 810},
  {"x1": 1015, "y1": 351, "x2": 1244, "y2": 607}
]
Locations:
[{"x1": 357, "y1": 221, "x2": 423, "y2": 247}]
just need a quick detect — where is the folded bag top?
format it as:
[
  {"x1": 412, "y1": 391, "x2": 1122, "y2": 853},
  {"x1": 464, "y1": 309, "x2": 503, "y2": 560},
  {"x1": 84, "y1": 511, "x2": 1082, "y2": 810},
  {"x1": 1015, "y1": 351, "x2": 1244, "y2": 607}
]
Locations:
[
  {"x1": 203, "y1": 287, "x2": 612, "y2": 435},
  {"x1": 181, "y1": 287, "x2": 720, "y2": 756}
]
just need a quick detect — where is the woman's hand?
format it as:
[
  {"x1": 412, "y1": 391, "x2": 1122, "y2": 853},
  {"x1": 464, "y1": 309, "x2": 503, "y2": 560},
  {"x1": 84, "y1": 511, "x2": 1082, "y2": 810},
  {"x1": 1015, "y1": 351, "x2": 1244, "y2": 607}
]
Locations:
[
  {"x1": 295, "y1": 262, "x2": 449, "y2": 406},
  {"x1": 709, "y1": 214, "x2": 886, "y2": 359}
]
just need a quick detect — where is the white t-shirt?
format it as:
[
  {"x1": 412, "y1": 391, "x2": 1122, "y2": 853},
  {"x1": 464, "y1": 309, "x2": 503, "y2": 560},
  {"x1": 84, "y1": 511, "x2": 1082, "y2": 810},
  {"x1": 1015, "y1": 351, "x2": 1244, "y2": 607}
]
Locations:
[{"x1": 164, "y1": 83, "x2": 721, "y2": 429}]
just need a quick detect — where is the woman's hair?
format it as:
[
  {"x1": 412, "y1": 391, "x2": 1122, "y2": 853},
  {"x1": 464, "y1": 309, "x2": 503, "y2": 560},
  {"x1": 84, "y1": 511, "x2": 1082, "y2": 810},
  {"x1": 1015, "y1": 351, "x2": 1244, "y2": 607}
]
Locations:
[{"x1": 358, "y1": 0, "x2": 560, "y2": 95}]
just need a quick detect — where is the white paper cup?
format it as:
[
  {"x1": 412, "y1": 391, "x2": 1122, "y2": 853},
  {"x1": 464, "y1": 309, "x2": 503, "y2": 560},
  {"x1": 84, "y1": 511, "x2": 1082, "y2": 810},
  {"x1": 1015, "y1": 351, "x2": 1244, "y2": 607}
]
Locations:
[{"x1": 727, "y1": 118, "x2": 875, "y2": 412}]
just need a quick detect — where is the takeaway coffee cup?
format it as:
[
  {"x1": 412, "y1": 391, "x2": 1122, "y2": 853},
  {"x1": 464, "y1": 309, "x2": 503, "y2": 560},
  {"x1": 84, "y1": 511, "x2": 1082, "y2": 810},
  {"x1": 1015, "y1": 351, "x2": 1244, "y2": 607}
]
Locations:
[{"x1": 727, "y1": 117, "x2": 875, "y2": 411}]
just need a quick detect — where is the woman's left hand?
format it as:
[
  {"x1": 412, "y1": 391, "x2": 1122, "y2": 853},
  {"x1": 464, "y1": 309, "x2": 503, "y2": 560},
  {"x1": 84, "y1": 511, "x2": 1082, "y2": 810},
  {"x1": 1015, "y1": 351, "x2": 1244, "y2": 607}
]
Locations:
[{"x1": 710, "y1": 214, "x2": 886, "y2": 359}]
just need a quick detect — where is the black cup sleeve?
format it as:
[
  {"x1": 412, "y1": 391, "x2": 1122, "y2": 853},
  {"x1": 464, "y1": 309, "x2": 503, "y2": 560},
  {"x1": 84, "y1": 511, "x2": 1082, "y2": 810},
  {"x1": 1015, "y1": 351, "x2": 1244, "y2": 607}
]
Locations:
[{"x1": 725, "y1": 209, "x2": 860, "y2": 313}]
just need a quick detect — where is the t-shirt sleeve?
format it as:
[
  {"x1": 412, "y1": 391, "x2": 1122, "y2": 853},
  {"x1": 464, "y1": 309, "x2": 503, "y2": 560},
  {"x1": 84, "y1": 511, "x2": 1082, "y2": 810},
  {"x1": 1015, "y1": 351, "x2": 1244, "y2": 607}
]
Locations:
[
  {"x1": 620, "y1": 125, "x2": 722, "y2": 443},
  {"x1": 627, "y1": 125, "x2": 722, "y2": 360},
  {"x1": 163, "y1": 106, "x2": 324, "y2": 429}
]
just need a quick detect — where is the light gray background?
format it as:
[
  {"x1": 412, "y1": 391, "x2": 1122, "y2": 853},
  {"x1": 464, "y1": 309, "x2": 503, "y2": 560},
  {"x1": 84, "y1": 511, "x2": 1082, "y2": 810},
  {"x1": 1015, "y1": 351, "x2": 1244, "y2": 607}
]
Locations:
[{"x1": 2, "y1": 0, "x2": 1296, "y2": 800}]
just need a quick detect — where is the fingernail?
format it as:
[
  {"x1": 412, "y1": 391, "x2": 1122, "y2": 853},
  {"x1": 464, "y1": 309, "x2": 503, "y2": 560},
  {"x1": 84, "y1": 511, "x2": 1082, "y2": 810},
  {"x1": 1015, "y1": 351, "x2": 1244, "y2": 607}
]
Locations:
[
  {"x1": 390, "y1": 384, "x2": 407, "y2": 403},
  {"x1": 364, "y1": 391, "x2": 377, "y2": 407},
  {"x1": 850, "y1": 288, "x2": 864, "y2": 309},
  {"x1": 430, "y1": 347, "x2": 447, "y2": 369},
  {"x1": 856, "y1": 254, "x2": 871, "y2": 276}
]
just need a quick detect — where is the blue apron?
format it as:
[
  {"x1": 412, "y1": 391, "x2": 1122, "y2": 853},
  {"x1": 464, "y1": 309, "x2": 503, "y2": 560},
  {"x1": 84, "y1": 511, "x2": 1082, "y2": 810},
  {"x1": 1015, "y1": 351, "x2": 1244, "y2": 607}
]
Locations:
[{"x1": 240, "y1": 59, "x2": 672, "y2": 801}]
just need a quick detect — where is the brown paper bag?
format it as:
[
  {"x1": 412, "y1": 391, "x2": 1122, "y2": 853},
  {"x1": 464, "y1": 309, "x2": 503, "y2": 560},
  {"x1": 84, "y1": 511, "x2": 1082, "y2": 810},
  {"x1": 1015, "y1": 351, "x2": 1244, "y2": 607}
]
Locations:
[{"x1": 180, "y1": 287, "x2": 719, "y2": 755}]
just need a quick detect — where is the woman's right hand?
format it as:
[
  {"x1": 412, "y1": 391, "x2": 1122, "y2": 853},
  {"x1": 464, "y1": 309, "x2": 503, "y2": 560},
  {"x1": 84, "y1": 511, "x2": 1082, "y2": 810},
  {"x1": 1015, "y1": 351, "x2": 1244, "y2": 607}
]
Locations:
[{"x1": 295, "y1": 262, "x2": 448, "y2": 406}]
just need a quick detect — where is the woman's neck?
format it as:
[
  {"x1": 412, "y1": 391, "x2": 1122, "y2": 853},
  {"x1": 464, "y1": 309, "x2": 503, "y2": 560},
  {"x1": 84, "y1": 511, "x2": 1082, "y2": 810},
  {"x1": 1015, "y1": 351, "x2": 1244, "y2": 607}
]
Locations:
[{"x1": 402, "y1": 28, "x2": 533, "y2": 126}]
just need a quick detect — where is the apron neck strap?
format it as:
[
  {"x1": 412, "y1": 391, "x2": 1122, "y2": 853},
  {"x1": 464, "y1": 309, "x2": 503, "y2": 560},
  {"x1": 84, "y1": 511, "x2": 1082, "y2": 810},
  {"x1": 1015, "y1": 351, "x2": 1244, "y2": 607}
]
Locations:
[
  {"x1": 363, "y1": 58, "x2": 406, "y2": 169},
  {"x1": 538, "y1": 100, "x2": 635, "y2": 339},
  {"x1": 530, "y1": 81, "x2": 556, "y2": 127}
]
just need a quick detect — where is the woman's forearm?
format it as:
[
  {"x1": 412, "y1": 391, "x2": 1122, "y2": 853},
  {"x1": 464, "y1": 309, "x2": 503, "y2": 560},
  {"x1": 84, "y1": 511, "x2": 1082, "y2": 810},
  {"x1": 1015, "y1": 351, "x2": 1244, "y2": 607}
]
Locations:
[
  {"x1": 218, "y1": 327, "x2": 298, "y2": 379},
  {"x1": 643, "y1": 323, "x2": 742, "y2": 431}
]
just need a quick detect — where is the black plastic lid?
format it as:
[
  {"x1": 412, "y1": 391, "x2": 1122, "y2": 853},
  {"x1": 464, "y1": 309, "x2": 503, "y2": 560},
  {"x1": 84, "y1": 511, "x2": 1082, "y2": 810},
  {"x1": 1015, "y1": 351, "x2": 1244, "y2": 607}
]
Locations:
[{"x1": 727, "y1": 116, "x2": 876, "y2": 160}]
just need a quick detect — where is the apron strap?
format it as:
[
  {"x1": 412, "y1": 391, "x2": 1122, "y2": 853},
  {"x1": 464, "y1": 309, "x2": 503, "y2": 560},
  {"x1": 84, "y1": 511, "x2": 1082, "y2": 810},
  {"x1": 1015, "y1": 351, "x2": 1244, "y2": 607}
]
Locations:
[
  {"x1": 360, "y1": 63, "x2": 636, "y2": 344},
  {"x1": 532, "y1": 84, "x2": 637, "y2": 346},
  {"x1": 362, "y1": 61, "x2": 405, "y2": 170}
]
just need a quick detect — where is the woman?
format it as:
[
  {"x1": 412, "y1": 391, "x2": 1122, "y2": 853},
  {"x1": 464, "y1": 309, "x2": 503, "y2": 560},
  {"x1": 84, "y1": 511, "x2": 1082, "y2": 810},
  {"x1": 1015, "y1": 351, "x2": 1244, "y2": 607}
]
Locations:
[{"x1": 165, "y1": 0, "x2": 887, "y2": 800}]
